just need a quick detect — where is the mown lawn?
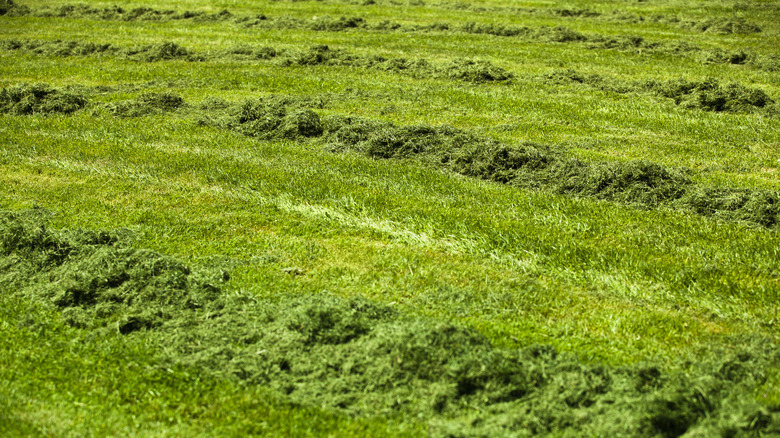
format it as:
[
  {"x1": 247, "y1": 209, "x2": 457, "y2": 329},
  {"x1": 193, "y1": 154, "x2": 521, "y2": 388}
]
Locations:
[{"x1": 1, "y1": 0, "x2": 778, "y2": 436}]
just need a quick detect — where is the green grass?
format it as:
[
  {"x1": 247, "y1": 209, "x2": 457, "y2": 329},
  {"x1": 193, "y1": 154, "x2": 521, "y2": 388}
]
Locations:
[{"x1": 1, "y1": 0, "x2": 779, "y2": 435}]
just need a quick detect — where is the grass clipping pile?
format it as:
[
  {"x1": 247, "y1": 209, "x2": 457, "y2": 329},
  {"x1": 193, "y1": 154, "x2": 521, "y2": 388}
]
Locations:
[
  {"x1": 0, "y1": 83, "x2": 87, "y2": 115},
  {"x1": 0, "y1": 39, "x2": 203, "y2": 62},
  {"x1": 2, "y1": 210, "x2": 779, "y2": 437}
]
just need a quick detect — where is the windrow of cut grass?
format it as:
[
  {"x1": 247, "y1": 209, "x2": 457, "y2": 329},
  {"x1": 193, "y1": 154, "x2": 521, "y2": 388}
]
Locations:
[
  {"x1": 105, "y1": 91, "x2": 185, "y2": 117},
  {"x1": 0, "y1": 84, "x2": 188, "y2": 117},
  {"x1": 203, "y1": 94, "x2": 780, "y2": 229},
  {"x1": 611, "y1": 14, "x2": 763, "y2": 34},
  {"x1": 2, "y1": 209, "x2": 778, "y2": 437},
  {"x1": 546, "y1": 71, "x2": 776, "y2": 114},
  {"x1": 0, "y1": 38, "x2": 205, "y2": 62},
  {"x1": 0, "y1": 39, "x2": 513, "y2": 84},
  {"x1": 2, "y1": 1, "x2": 776, "y2": 72}
]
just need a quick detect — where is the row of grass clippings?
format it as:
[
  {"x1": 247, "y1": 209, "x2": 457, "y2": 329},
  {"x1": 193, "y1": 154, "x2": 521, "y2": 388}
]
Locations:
[
  {"x1": 0, "y1": 40, "x2": 512, "y2": 84},
  {"x1": 2, "y1": 84, "x2": 779, "y2": 229},
  {"x1": 1, "y1": 1, "x2": 777, "y2": 71},
  {"x1": 217, "y1": 96, "x2": 780, "y2": 229},
  {"x1": 0, "y1": 84, "x2": 184, "y2": 117},
  {"x1": 545, "y1": 71, "x2": 776, "y2": 114},
  {"x1": 1, "y1": 210, "x2": 779, "y2": 437},
  {"x1": 0, "y1": 39, "x2": 204, "y2": 62}
]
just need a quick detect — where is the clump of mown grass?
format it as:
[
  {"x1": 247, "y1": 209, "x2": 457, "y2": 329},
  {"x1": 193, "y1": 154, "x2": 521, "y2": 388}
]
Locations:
[
  {"x1": 553, "y1": 8, "x2": 600, "y2": 18},
  {"x1": 125, "y1": 41, "x2": 204, "y2": 62},
  {"x1": 0, "y1": 83, "x2": 87, "y2": 115},
  {"x1": 106, "y1": 91, "x2": 185, "y2": 117},
  {"x1": 681, "y1": 17, "x2": 762, "y2": 34},
  {"x1": 627, "y1": 14, "x2": 764, "y2": 35},
  {"x1": 121, "y1": 6, "x2": 232, "y2": 22},
  {"x1": 3, "y1": 210, "x2": 779, "y2": 437},
  {"x1": 321, "y1": 115, "x2": 393, "y2": 152},
  {"x1": 545, "y1": 69, "x2": 638, "y2": 94},
  {"x1": 227, "y1": 96, "x2": 326, "y2": 140},
  {"x1": 289, "y1": 44, "x2": 360, "y2": 66},
  {"x1": 225, "y1": 45, "x2": 281, "y2": 61},
  {"x1": 459, "y1": 22, "x2": 586, "y2": 42},
  {"x1": 356, "y1": 125, "x2": 694, "y2": 206},
  {"x1": 442, "y1": 59, "x2": 514, "y2": 82},
  {"x1": 699, "y1": 48, "x2": 750, "y2": 65},
  {"x1": 648, "y1": 78, "x2": 774, "y2": 113},
  {"x1": 460, "y1": 21, "x2": 533, "y2": 37},
  {"x1": 310, "y1": 16, "x2": 366, "y2": 31},
  {"x1": 238, "y1": 14, "x2": 372, "y2": 32},
  {"x1": 285, "y1": 45, "x2": 513, "y2": 83},
  {"x1": 0, "y1": 0, "x2": 15, "y2": 15},
  {"x1": 684, "y1": 188, "x2": 780, "y2": 229}
]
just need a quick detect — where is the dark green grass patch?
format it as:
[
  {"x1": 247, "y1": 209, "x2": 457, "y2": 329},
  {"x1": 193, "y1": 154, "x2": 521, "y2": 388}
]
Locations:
[
  {"x1": 2, "y1": 210, "x2": 779, "y2": 437},
  {"x1": 0, "y1": 38, "x2": 116, "y2": 57}
]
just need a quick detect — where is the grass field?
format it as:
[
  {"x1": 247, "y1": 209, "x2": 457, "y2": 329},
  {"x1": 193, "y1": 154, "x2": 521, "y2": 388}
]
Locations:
[{"x1": 1, "y1": 0, "x2": 779, "y2": 436}]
